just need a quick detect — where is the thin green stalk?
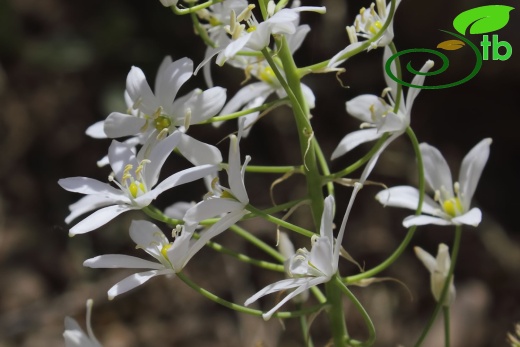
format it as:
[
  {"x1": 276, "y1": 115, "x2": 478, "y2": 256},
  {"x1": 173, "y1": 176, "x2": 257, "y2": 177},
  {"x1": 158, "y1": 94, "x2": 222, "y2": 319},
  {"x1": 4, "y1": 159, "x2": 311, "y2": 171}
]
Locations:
[
  {"x1": 329, "y1": 134, "x2": 388, "y2": 180},
  {"x1": 176, "y1": 271, "x2": 324, "y2": 318},
  {"x1": 335, "y1": 276, "x2": 376, "y2": 346},
  {"x1": 344, "y1": 127, "x2": 424, "y2": 283},
  {"x1": 205, "y1": 98, "x2": 289, "y2": 123},
  {"x1": 312, "y1": 137, "x2": 334, "y2": 198},
  {"x1": 414, "y1": 225, "x2": 462, "y2": 347},
  {"x1": 171, "y1": 0, "x2": 222, "y2": 15},
  {"x1": 298, "y1": 305, "x2": 315, "y2": 347},
  {"x1": 221, "y1": 164, "x2": 301, "y2": 174},
  {"x1": 443, "y1": 306, "x2": 451, "y2": 347},
  {"x1": 246, "y1": 204, "x2": 315, "y2": 238},
  {"x1": 326, "y1": 280, "x2": 349, "y2": 346},
  {"x1": 230, "y1": 224, "x2": 285, "y2": 263}
]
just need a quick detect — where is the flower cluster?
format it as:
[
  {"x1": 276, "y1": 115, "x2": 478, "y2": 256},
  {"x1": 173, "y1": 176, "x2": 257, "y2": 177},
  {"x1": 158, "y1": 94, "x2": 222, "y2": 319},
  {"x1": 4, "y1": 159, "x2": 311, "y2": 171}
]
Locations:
[{"x1": 59, "y1": 0, "x2": 494, "y2": 345}]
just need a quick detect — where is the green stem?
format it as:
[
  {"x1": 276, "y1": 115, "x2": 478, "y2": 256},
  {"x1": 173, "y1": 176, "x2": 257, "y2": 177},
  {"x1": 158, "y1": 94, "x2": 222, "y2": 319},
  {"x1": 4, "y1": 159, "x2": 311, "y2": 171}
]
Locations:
[
  {"x1": 326, "y1": 280, "x2": 349, "y2": 346},
  {"x1": 246, "y1": 204, "x2": 315, "y2": 238},
  {"x1": 312, "y1": 137, "x2": 334, "y2": 198},
  {"x1": 414, "y1": 225, "x2": 462, "y2": 347},
  {"x1": 205, "y1": 98, "x2": 289, "y2": 123},
  {"x1": 443, "y1": 306, "x2": 451, "y2": 347},
  {"x1": 335, "y1": 276, "x2": 376, "y2": 346},
  {"x1": 298, "y1": 303, "x2": 315, "y2": 347},
  {"x1": 344, "y1": 127, "x2": 424, "y2": 283},
  {"x1": 222, "y1": 164, "x2": 301, "y2": 174},
  {"x1": 171, "y1": 0, "x2": 222, "y2": 15},
  {"x1": 176, "y1": 271, "x2": 323, "y2": 318},
  {"x1": 230, "y1": 224, "x2": 285, "y2": 263}
]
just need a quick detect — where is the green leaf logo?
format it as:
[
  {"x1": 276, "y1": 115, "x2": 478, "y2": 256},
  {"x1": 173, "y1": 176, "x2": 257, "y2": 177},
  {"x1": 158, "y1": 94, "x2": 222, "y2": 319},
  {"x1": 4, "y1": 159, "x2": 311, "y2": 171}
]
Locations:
[{"x1": 453, "y1": 5, "x2": 514, "y2": 35}]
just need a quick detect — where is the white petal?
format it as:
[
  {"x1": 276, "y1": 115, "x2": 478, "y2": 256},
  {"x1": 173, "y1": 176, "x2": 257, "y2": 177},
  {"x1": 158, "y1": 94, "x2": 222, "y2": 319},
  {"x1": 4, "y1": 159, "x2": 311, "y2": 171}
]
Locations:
[
  {"x1": 183, "y1": 198, "x2": 243, "y2": 225},
  {"x1": 147, "y1": 164, "x2": 219, "y2": 201},
  {"x1": 320, "y1": 195, "x2": 334, "y2": 241},
  {"x1": 176, "y1": 133, "x2": 222, "y2": 166},
  {"x1": 129, "y1": 220, "x2": 168, "y2": 259},
  {"x1": 451, "y1": 207, "x2": 482, "y2": 227},
  {"x1": 107, "y1": 269, "x2": 173, "y2": 299},
  {"x1": 220, "y1": 83, "x2": 272, "y2": 116},
  {"x1": 328, "y1": 41, "x2": 365, "y2": 68},
  {"x1": 108, "y1": 140, "x2": 138, "y2": 183},
  {"x1": 65, "y1": 194, "x2": 121, "y2": 224},
  {"x1": 86, "y1": 121, "x2": 107, "y2": 139},
  {"x1": 378, "y1": 111, "x2": 406, "y2": 133},
  {"x1": 183, "y1": 209, "x2": 247, "y2": 267},
  {"x1": 420, "y1": 142, "x2": 453, "y2": 194},
  {"x1": 164, "y1": 201, "x2": 194, "y2": 220},
  {"x1": 228, "y1": 134, "x2": 248, "y2": 204},
  {"x1": 104, "y1": 112, "x2": 146, "y2": 138},
  {"x1": 402, "y1": 214, "x2": 452, "y2": 228},
  {"x1": 84, "y1": 254, "x2": 164, "y2": 270},
  {"x1": 309, "y1": 237, "x2": 334, "y2": 276},
  {"x1": 216, "y1": 34, "x2": 251, "y2": 66},
  {"x1": 331, "y1": 128, "x2": 381, "y2": 160},
  {"x1": 155, "y1": 57, "x2": 193, "y2": 109},
  {"x1": 58, "y1": 177, "x2": 123, "y2": 198},
  {"x1": 126, "y1": 66, "x2": 159, "y2": 116},
  {"x1": 185, "y1": 87, "x2": 227, "y2": 124},
  {"x1": 346, "y1": 94, "x2": 382, "y2": 123},
  {"x1": 143, "y1": 131, "x2": 182, "y2": 188},
  {"x1": 244, "y1": 277, "x2": 318, "y2": 306},
  {"x1": 287, "y1": 24, "x2": 310, "y2": 54},
  {"x1": 359, "y1": 132, "x2": 400, "y2": 183},
  {"x1": 69, "y1": 204, "x2": 134, "y2": 235},
  {"x1": 405, "y1": 60, "x2": 434, "y2": 113},
  {"x1": 301, "y1": 83, "x2": 316, "y2": 109},
  {"x1": 375, "y1": 186, "x2": 440, "y2": 216},
  {"x1": 414, "y1": 246, "x2": 436, "y2": 273},
  {"x1": 458, "y1": 138, "x2": 491, "y2": 210},
  {"x1": 333, "y1": 183, "x2": 362, "y2": 268},
  {"x1": 383, "y1": 46, "x2": 398, "y2": 100}
]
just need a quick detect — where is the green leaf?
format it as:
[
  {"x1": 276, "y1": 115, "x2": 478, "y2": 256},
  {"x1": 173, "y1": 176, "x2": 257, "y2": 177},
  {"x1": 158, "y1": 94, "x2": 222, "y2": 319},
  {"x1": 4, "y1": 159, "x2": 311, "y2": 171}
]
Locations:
[{"x1": 453, "y1": 5, "x2": 514, "y2": 35}]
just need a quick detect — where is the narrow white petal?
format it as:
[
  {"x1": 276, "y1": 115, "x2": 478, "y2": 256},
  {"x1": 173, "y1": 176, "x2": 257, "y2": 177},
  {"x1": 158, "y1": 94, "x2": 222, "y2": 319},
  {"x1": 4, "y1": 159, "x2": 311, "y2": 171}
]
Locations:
[
  {"x1": 331, "y1": 128, "x2": 381, "y2": 160},
  {"x1": 402, "y1": 214, "x2": 452, "y2": 228},
  {"x1": 219, "y1": 83, "x2": 271, "y2": 116},
  {"x1": 143, "y1": 131, "x2": 182, "y2": 188},
  {"x1": 183, "y1": 198, "x2": 243, "y2": 225},
  {"x1": 375, "y1": 186, "x2": 440, "y2": 216},
  {"x1": 333, "y1": 183, "x2": 362, "y2": 268},
  {"x1": 328, "y1": 41, "x2": 364, "y2": 68},
  {"x1": 164, "y1": 201, "x2": 194, "y2": 220},
  {"x1": 108, "y1": 140, "x2": 138, "y2": 183},
  {"x1": 458, "y1": 138, "x2": 491, "y2": 210},
  {"x1": 126, "y1": 66, "x2": 158, "y2": 115},
  {"x1": 84, "y1": 254, "x2": 164, "y2": 270},
  {"x1": 58, "y1": 177, "x2": 123, "y2": 198},
  {"x1": 185, "y1": 87, "x2": 227, "y2": 124},
  {"x1": 301, "y1": 83, "x2": 316, "y2": 109},
  {"x1": 244, "y1": 277, "x2": 318, "y2": 306},
  {"x1": 383, "y1": 46, "x2": 398, "y2": 100},
  {"x1": 320, "y1": 195, "x2": 335, "y2": 241},
  {"x1": 148, "y1": 164, "x2": 219, "y2": 201},
  {"x1": 309, "y1": 237, "x2": 334, "y2": 276},
  {"x1": 406, "y1": 60, "x2": 434, "y2": 112},
  {"x1": 69, "y1": 205, "x2": 133, "y2": 235},
  {"x1": 227, "y1": 134, "x2": 249, "y2": 204},
  {"x1": 346, "y1": 94, "x2": 382, "y2": 123},
  {"x1": 183, "y1": 209, "x2": 247, "y2": 267},
  {"x1": 155, "y1": 57, "x2": 193, "y2": 108},
  {"x1": 86, "y1": 121, "x2": 107, "y2": 139},
  {"x1": 65, "y1": 194, "x2": 121, "y2": 224},
  {"x1": 129, "y1": 220, "x2": 168, "y2": 259},
  {"x1": 414, "y1": 246, "x2": 436, "y2": 273},
  {"x1": 451, "y1": 207, "x2": 482, "y2": 227},
  {"x1": 360, "y1": 132, "x2": 400, "y2": 183},
  {"x1": 107, "y1": 269, "x2": 173, "y2": 299},
  {"x1": 420, "y1": 142, "x2": 453, "y2": 194},
  {"x1": 104, "y1": 112, "x2": 146, "y2": 138},
  {"x1": 176, "y1": 133, "x2": 223, "y2": 166}
]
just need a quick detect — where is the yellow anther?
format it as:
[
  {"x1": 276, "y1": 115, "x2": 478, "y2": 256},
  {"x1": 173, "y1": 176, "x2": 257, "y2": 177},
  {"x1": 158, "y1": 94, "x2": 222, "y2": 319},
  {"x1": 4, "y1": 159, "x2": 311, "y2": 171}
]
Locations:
[
  {"x1": 259, "y1": 66, "x2": 276, "y2": 83},
  {"x1": 442, "y1": 197, "x2": 463, "y2": 217},
  {"x1": 129, "y1": 182, "x2": 139, "y2": 198},
  {"x1": 209, "y1": 16, "x2": 221, "y2": 26},
  {"x1": 360, "y1": 7, "x2": 366, "y2": 15},
  {"x1": 246, "y1": 26, "x2": 257, "y2": 33},
  {"x1": 237, "y1": 4, "x2": 255, "y2": 22},
  {"x1": 220, "y1": 190, "x2": 235, "y2": 199},
  {"x1": 154, "y1": 116, "x2": 171, "y2": 131}
]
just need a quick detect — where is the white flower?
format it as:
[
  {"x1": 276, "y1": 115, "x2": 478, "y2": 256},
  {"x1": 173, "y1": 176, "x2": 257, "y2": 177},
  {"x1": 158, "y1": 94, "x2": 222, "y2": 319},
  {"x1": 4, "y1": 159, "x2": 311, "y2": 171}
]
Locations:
[
  {"x1": 59, "y1": 132, "x2": 218, "y2": 235},
  {"x1": 328, "y1": 0, "x2": 400, "y2": 67},
  {"x1": 88, "y1": 56, "x2": 225, "y2": 167},
  {"x1": 63, "y1": 299, "x2": 102, "y2": 347},
  {"x1": 376, "y1": 138, "x2": 492, "y2": 227},
  {"x1": 331, "y1": 59, "x2": 434, "y2": 183},
  {"x1": 414, "y1": 244, "x2": 456, "y2": 306},
  {"x1": 215, "y1": 5, "x2": 325, "y2": 66},
  {"x1": 159, "y1": 0, "x2": 178, "y2": 7},
  {"x1": 84, "y1": 219, "x2": 238, "y2": 299},
  {"x1": 216, "y1": 24, "x2": 315, "y2": 136},
  {"x1": 183, "y1": 122, "x2": 250, "y2": 230},
  {"x1": 245, "y1": 185, "x2": 362, "y2": 320}
]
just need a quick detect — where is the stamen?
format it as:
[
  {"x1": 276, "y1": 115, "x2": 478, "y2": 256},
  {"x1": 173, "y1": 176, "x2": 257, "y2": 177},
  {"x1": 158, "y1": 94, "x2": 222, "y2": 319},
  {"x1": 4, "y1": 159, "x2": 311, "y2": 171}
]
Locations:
[
  {"x1": 376, "y1": 0, "x2": 386, "y2": 18},
  {"x1": 347, "y1": 26, "x2": 358, "y2": 44},
  {"x1": 184, "y1": 108, "x2": 192, "y2": 131}
]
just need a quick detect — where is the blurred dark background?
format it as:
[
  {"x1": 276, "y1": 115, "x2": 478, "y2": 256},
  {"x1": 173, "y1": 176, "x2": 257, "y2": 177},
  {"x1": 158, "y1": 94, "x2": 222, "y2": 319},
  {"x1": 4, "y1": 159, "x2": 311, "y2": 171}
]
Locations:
[{"x1": 0, "y1": 0, "x2": 519, "y2": 346}]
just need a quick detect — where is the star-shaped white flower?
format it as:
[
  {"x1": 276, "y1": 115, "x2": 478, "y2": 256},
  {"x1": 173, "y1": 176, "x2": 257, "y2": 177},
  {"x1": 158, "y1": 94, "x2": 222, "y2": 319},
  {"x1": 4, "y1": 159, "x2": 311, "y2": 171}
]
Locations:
[
  {"x1": 87, "y1": 56, "x2": 225, "y2": 167},
  {"x1": 376, "y1": 138, "x2": 492, "y2": 227},
  {"x1": 59, "y1": 132, "x2": 218, "y2": 235},
  {"x1": 84, "y1": 219, "x2": 233, "y2": 299},
  {"x1": 328, "y1": 0, "x2": 401, "y2": 67},
  {"x1": 183, "y1": 121, "x2": 250, "y2": 230},
  {"x1": 332, "y1": 59, "x2": 434, "y2": 183},
  {"x1": 216, "y1": 24, "x2": 315, "y2": 136},
  {"x1": 245, "y1": 185, "x2": 361, "y2": 320},
  {"x1": 63, "y1": 299, "x2": 102, "y2": 347},
  {"x1": 415, "y1": 243, "x2": 456, "y2": 306}
]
